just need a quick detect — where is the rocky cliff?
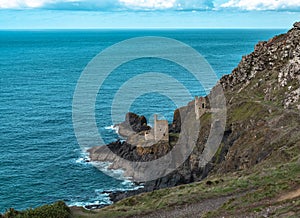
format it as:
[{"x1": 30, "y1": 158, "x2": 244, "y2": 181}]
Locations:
[
  {"x1": 88, "y1": 23, "x2": 300, "y2": 202},
  {"x1": 221, "y1": 22, "x2": 300, "y2": 110},
  {"x1": 215, "y1": 22, "x2": 300, "y2": 173}
]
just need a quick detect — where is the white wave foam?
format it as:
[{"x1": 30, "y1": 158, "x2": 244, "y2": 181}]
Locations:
[
  {"x1": 92, "y1": 161, "x2": 128, "y2": 180},
  {"x1": 104, "y1": 125, "x2": 119, "y2": 134},
  {"x1": 90, "y1": 161, "x2": 144, "y2": 190},
  {"x1": 68, "y1": 189, "x2": 113, "y2": 209},
  {"x1": 121, "y1": 179, "x2": 144, "y2": 190},
  {"x1": 72, "y1": 149, "x2": 144, "y2": 209},
  {"x1": 75, "y1": 157, "x2": 91, "y2": 164},
  {"x1": 68, "y1": 198, "x2": 111, "y2": 209},
  {"x1": 68, "y1": 166, "x2": 144, "y2": 210},
  {"x1": 74, "y1": 151, "x2": 91, "y2": 165}
]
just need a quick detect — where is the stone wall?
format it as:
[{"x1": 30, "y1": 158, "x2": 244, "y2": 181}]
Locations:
[
  {"x1": 154, "y1": 114, "x2": 169, "y2": 142},
  {"x1": 195, "y1": 96, "x2": 207, "y2": 119}
]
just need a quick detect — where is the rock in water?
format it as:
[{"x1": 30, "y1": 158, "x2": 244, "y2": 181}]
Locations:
[
  {"x1": 117, "y1": 112, "x2": 150, "y2": 137},
  {"x1": 125, "y1": 112, "x2": 147, "y2": 132}
]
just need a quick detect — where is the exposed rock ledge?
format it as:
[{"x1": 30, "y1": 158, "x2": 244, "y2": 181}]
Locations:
[
  {"x1": 117, "y1": 112, "x2": 150, "y2": 138},
  {"x1": 88, "y1": 22, "x2": 300, "y2": 204}
]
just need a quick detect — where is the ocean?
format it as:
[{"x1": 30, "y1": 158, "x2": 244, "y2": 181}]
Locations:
[{"x1": 0, "y1": 29, "x2": 286, "y2": 212}]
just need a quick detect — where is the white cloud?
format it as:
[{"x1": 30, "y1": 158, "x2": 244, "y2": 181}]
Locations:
[
  {"x1": 0, "y1": 0, "x2": 214, "y2": 10},
  {"x1": 0, "y1": 0, "x2": 106, "y2": 9},
  {"x1": 118, "y1": 0, "x2": 214, "y2": 10},
  {"x1": 0, "y1": 0, "x2": 54, "y2": 9},
  {"x1": 0, "y1": 0, "x2": 300, "y2": 11},
  {"x1": 221, "y1": 0, "x2": 300, "y2": 11},
  {"x1": 119, "y1": 0, "x2": 176, "y2": 10}
]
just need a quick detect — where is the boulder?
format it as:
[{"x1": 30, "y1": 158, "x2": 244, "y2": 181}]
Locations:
[
  {"x1": 118, "y1": 112, "x2": 150, "y2": 137},
  {"x1": 124, "y1": 112, "x2": 149, "y2": 133},
  {"x1": 293, "y1": 22, "x2": 300, "y2": 29}
]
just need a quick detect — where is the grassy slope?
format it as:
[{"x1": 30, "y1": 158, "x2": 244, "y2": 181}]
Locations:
[
  {"x1": 72, "y1": 64, "x2": 300, "y2": 217},
  {"x1": 5, "y1": 26, "x2": 300, "y2": 218},
  {"x1": 1, "y1": 201, "x2": 71, "y2": 218},
  {"x1": 71, "y1": 153, "x2": 300, "y2": 217},
  {"x1": 72, "y1": 34, "x2": 300, "y2": 217},
  {"x1": 72, "y1": 99, "x2": 300, "y2": 217}
]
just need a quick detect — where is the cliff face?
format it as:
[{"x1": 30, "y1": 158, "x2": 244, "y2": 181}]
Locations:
[
  {"x1": 213, "y1": 23, "x2": 300, "y2": 173},
  {"x1": 147, "y1": 23, "x2": 300, "y2": 188},
  {"x1": 89, "y1": 23, "x2": 300, "y2": 198},
  {"x1": 221, "y1": 23, "x2": 300, "y2": 109}
]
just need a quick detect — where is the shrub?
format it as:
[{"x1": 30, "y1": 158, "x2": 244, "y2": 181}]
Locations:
[{"x1": 1, "y1": 201, "x2": 71, "y2": 218}]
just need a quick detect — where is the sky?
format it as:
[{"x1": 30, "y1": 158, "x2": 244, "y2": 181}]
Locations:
[{"x1": 0, "y1": 0, "x2": 300, "y2": 29}]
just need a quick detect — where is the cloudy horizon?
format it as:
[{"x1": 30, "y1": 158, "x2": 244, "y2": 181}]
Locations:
[{"x1": 1, "y1": 0, "x2": 300, "y2": 29}]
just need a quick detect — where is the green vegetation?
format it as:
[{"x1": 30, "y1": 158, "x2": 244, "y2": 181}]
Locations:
[
  {"x1": 71, "y1": 153, "x2": 300, "y2": 217},
  {"x1": 1, "y1": 201, "x2": 71, "y2": 218},
  {"x1": 5, "y1": 26, "x2": 300, "y2": 218},
  {"x1": 204, "y1": 158, "x2": 300, "y2": 217},
  {"x1": 230, "y1": 101, "x2": 266, "y2": 122},
  {"x1": 4, "y1": 155, "x2": 298, "y2": 218}
]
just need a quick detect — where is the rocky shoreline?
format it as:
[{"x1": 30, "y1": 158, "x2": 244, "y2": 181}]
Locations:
[
  {"x1": 87, "y1": 111, "x2": 185, "y2": 203},
  {"x1": 86, "y1": 22, "x2": 300, "y2": 208},
  {"x1": 87, "y1": 97, "x2": 215, "y2": 204}
]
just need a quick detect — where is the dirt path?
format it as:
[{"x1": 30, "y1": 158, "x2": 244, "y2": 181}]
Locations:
[
  {"x1": 130, "y1": 187, "x2": 300, "y2": 218},
  {"x1": 130, "y1": 194, "x2": 237, "y2": 218},
  {"x1": 278, "y1": 187, "x2": 300, "y2": 202}
]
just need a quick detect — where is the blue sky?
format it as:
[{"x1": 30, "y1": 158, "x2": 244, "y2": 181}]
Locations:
[{"x1": 0, "y1": 0, "x2": 300, "y2": 29}]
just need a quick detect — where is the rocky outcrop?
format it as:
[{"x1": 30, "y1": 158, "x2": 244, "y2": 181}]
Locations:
[
  {"x1": 220, "y1": 22, "x2": 300, "y2": 109},
  {"x1": 170, "y1": 108, "x2": 182, "y2": 133},
  {"x1": 88, "y1": 139, "x2": 172, "y2": 164},
  {"x1": 118, "y1": 112, "x2": 150, "y2": 137},
  {"x1": 294, "y1": 22, "x2": 300, "y2": 29},
  {"x1": 214, "y1": 22, "x2": 300, "y2": 173},
  {"x1": 89, "y1": 22, "x2": 300, "y2": 203}
]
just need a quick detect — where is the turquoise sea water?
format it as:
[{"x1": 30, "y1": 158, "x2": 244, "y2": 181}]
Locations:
[{"x1": 0, "y1": 29, "x2": 286, "y2": 212}]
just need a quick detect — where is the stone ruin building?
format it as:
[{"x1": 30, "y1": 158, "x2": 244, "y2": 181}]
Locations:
[{"x1": 145, "y1": 114, "x2": 169, "y2": 142}]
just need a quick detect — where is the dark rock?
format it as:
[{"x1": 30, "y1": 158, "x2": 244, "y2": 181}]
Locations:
[
  {"x1": 118, "y1": 112, "x2": 150, "y2": 137},
  {"x1": 107, "y1": 189, "x2": 146, "y2": 203},
  {"x1": 293, "y1": 22, "x2": 300, "y2": 29},
  {"x1": 125, "y1": 112, "x2": 148, "y2": 132},
  {"x1": 206, "y1": 181, "x2": 213, "y2": 186},
  {"x1": 84, "y1": 204, "x2": 109, "y2": 210},
  {"x1": 90, "y1": 22, "x2": 300, "y2": 206},
  {"x1": 170, "y1": 108, "x2": 182, "y2": 133},
  {"x1": 106, "y1": 140, "x2": 139, "y2": 161}
]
